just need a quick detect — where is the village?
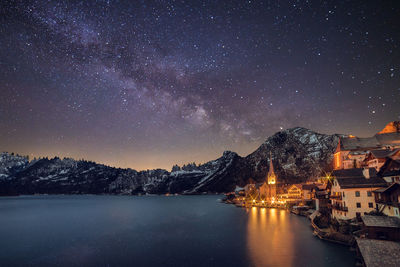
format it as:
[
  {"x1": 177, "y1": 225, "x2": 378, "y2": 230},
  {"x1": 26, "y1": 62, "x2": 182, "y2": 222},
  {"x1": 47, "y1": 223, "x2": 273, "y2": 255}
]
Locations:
[{"x1": 224, "y1": 121, "x2": 400, "y2": 267}]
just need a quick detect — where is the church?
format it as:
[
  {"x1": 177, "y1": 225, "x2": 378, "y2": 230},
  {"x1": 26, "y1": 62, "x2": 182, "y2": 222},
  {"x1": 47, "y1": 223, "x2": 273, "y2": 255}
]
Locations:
[
  {"x1": 259, "y1": 153, "x2": 278, "y2": 202},
  {"x1": 244, "y1": 153, "x2": 279, "y2": 205}
]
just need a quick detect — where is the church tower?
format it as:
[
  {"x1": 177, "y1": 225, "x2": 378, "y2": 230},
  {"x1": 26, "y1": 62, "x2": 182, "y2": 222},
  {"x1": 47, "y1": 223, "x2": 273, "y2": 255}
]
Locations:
[
  {"x1": 267, "y1": 152, "x2": 277, "y2": 200},
  {"x1": 267, "y1": 152, "x2": 276, "y2": 185}
]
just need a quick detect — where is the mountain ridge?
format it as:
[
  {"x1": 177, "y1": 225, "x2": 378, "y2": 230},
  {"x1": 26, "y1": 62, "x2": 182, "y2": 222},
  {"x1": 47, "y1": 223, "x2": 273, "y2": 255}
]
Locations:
[{"x1": 0, "y1": 126, "x2": 343, "y2": 195}]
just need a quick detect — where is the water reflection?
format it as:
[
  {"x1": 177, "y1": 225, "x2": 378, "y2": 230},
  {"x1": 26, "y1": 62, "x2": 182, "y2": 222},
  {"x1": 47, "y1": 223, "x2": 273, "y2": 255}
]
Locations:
[
  {"x1": 0, "y1": 196, "x2": 355, "y2": 267},
  {"x1": 247, "y1": 208, "x2": 294, "y2": 267}
]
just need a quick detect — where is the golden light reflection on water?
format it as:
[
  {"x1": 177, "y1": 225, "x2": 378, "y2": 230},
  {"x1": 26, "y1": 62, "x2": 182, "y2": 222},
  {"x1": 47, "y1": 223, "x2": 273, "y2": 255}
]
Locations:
[{"x1": 247, "y1": 208, "x2": 294, "y2": 267}]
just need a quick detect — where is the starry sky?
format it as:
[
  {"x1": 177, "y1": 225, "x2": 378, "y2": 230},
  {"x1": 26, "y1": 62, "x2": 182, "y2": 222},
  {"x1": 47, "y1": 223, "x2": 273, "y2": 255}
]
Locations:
[{"x1": 1, "y1": 1, "x2": 399, "y2": 170}]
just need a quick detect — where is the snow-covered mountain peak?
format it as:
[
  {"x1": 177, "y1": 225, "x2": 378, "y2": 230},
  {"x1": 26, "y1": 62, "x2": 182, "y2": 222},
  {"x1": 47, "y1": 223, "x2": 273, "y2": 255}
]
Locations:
[
  {"x1": 0, "y1": 152, "x2": 29, "y2": 179},
  {"x1": 222, "y1": 150, "x2": 237, "y2": 157},
  {"x1": 1, "y1": 125, "x2": 343, "y2": 195}
]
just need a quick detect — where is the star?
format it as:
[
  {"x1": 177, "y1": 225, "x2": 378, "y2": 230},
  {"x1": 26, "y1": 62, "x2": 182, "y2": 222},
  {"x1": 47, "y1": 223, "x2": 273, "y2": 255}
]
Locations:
[{"x1": 0, "y1": 0, "x2": 399, "y2": 170}]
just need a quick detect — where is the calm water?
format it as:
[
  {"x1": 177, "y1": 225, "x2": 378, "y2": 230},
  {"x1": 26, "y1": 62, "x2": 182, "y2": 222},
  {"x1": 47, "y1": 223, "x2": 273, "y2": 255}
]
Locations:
[{"x1": 0, "y1": 195, "x2": 355, "y2": 267}]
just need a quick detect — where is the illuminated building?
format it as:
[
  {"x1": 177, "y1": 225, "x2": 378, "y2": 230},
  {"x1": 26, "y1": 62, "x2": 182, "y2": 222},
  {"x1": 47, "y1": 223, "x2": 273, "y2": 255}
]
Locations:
[
  {"x1": 259, "y1": 153, "x2": 278, "y2": 203},
  {"x1": 334, "y1": 122, "x2": 400, "y2": 170},
  {"x1": 330, "y1": 168, "x2": 387, "y2": 220}
]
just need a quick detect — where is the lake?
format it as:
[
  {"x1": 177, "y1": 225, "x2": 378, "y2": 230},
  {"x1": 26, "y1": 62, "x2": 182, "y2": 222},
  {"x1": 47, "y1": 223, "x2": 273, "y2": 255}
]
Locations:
[{"x1": 0, "y1": 195, "x2": 355, "y2": 266}]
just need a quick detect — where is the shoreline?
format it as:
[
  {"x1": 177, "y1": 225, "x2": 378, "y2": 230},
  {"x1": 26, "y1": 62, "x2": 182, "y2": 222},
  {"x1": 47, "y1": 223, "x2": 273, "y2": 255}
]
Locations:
[{"x1": 222, "y1": 197, "x2": 355, "y2": 247}]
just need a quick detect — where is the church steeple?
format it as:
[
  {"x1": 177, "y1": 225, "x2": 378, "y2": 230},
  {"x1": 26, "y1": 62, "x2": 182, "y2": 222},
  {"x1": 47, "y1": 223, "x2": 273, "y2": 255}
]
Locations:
[{"x1": 267, "y1": 152, "x2": 276, "y2": 185}]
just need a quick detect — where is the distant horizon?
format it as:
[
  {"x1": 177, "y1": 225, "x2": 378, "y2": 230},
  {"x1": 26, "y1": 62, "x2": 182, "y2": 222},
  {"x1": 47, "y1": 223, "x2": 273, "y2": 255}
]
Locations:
[{"x1": 2, "y1": 121, "x2": 396, "y2": 171}]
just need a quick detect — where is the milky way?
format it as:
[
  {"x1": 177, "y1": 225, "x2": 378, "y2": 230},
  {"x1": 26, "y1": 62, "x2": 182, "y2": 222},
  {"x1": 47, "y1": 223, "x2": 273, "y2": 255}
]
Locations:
[{"x1": 1, "y1": 1, "x2": 399, "y2": 170}]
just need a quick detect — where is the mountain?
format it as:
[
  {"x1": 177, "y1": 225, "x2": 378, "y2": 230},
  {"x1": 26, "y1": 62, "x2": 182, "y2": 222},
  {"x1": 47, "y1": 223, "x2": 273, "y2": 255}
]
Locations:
[
  {"x1": 186, "y1": 127, "x2": 340, "y2": 192},
  {"x1": 0, "y1": 126, "x2": 341, "y2": 195},
  {"x1": 0, "y1": 156, "x2": 137, "y2": 195},
  {"x1": 0, "y1": 152, "x2": 29, "y2": 179},
  {"x1": 245, "y1": 127, "x2": 340, "y2": 184},
  {"x1": 378, "y1": 121, "x2": 400, "y2": 134}
]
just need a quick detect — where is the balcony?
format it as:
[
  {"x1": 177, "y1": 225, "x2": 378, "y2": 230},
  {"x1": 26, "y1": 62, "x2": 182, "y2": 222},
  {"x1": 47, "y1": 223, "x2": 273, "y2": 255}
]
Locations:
[
  {"x1": 328, "y1": 203, "x2": 348, "y2": 211},
  {"x1": 330, "y1": 193, "x2": 342, "y2": 200}
]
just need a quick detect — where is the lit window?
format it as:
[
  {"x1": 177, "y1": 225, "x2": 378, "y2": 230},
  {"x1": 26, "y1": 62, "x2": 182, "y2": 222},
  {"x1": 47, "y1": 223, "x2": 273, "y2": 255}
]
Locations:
[{"x1": 335, "y1": 153, "x2": 340, "y2": 168}]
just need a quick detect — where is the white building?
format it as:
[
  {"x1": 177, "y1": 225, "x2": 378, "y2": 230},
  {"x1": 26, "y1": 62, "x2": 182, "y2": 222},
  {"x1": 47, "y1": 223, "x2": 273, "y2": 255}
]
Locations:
[{"x1": 330, "y1": 168, "x2": 387, "y2": 220}]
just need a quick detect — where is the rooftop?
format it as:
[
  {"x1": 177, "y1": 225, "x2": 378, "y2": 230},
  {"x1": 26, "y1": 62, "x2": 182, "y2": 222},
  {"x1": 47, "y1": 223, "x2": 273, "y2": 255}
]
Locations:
[
  {"x1": 332, "y1": 168, "x2": 387, "y2": 188},
  {"x1": 369, "y1": 148, "x2": 400, "y2": 159},
  {"x1": 301, "y1": 183, "x2": 320, "y2": 191},
  {"x1": 336, "y1": 177, "x2": 387, "y2": 189},
  {"x1": 337, "y1": 125, "x2": 400, "y2": 151},
  {"x1": 373, "y1": 183, "x2": 400, "y2": 194},
  {"x1": 356, "y1": 237, "x2": 400, "y2": 267},
  {"x1": 362, "y1": 215, "x2": 400, "y2": 228},
  {"x1": 333, "y1": 168, "x2": 377, "y2": 179},
  {"x1": 377, "y1": 158, "x2": 400, "y2": 177}
]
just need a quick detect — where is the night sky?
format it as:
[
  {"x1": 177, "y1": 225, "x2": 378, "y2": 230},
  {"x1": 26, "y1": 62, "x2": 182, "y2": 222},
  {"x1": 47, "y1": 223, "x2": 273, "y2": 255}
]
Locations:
[{"x1": 1, "y1": 1, "x2": 399, "y2": 170}]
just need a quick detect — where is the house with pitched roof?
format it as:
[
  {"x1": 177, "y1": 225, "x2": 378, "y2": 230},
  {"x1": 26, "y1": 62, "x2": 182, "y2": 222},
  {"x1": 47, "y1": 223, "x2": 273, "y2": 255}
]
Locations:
[
  {"x1": 360, "y1": 214, "x2": 400, "y2": 241},
  {"x1": 330, "y1": 168, "x2": 387, "y2": 220},
  {"x1": 374, "y1": 183, "x2": 400, "y2": 218},
  {"x1": 362, "y1": 148, "x2": 400, "y2": 171},
  {"x1": 377, "y1": 158, "x2": 400, "y2": 184},
  {"x1": 287, "y1": 184, "x2": 302, "y2": 201}
]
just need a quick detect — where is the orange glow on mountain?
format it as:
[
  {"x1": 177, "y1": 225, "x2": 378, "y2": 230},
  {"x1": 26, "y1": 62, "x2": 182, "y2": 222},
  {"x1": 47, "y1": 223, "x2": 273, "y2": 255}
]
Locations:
[{"x1": 378, "y1": 121, "x2": 400, "y2": 134}]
